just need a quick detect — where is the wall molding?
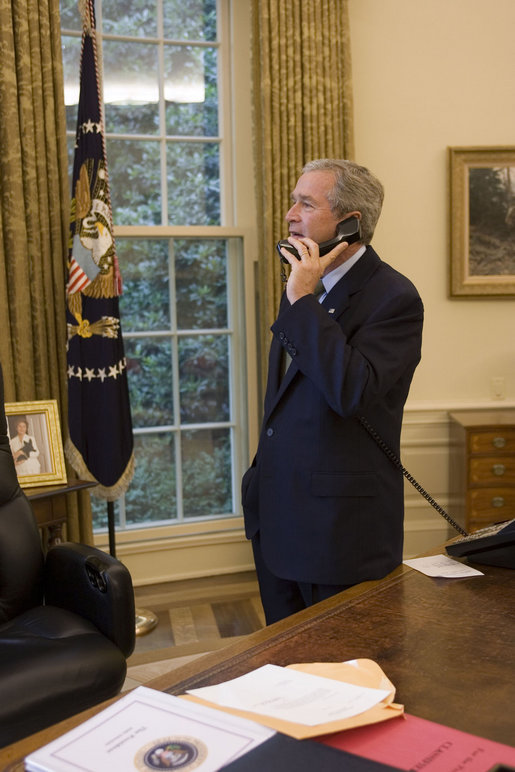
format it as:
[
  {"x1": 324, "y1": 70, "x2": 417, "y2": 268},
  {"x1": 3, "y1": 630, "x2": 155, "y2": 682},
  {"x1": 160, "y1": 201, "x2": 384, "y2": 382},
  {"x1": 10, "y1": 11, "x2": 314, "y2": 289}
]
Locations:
[{"x1": 108, "y1": 404, "x2": 510, "y2": 584}]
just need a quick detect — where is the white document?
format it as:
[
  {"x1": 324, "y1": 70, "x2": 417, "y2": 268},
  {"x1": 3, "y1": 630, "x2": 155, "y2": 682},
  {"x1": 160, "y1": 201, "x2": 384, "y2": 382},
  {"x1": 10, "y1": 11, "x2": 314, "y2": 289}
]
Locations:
[
  {"x1": 24, "y1": 686, "x2": 274, "y2": 772},
  {"x1": 186, "y1": 663, "x2": 390, "y2": 726},
  {"x1": 404, "y1": 554, "x2": 484, "y2": 578}
]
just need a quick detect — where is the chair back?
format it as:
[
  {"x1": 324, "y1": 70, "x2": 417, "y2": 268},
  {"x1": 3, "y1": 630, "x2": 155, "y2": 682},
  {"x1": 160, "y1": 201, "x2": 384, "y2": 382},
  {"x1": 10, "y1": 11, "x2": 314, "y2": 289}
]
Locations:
[{"x1": 0, "y1": 364, "x2": 44, "y2": 623}]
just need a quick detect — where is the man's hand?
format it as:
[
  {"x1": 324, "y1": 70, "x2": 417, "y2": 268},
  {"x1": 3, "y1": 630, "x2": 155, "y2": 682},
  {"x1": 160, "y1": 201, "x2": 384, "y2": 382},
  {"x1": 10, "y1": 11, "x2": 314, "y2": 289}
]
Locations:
[{"x1": 280, "y1": 236, "x2": 349, "y2": 305}]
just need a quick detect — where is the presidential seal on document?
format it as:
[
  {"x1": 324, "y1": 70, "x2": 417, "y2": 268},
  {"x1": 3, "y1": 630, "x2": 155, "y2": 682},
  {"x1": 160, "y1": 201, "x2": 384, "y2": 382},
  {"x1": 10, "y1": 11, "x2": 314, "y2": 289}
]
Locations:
[{"x1": 135, "y1": 736, "x2": 208, "y2": 770}]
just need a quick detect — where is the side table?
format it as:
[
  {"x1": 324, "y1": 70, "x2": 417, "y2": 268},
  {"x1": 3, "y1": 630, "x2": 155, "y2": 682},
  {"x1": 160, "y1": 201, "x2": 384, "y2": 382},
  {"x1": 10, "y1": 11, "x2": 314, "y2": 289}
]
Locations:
[
  {"x1": 449, "y1": 409, "x2": 515, "y2": 533},
  {"x1": 25, "y1": 479, "x2": 97, "y2": 548}
]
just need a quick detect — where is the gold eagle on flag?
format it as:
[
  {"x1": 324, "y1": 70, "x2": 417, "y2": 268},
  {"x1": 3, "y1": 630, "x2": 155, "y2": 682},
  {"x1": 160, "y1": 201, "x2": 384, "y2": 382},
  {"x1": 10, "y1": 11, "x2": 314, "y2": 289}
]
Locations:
[{"x1": 67, "y1": 159, "x2": 121, "y2": 337}]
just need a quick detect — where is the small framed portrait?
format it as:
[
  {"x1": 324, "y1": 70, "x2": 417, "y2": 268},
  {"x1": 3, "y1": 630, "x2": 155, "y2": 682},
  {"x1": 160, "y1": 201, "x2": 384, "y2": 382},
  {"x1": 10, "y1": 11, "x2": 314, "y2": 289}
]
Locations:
[
  {"x1": 449, "y1": 146, "x2": 515, "y2": 296},
  {"x1": 5, "y1": 400, "x2": 67, "y2": 488}
]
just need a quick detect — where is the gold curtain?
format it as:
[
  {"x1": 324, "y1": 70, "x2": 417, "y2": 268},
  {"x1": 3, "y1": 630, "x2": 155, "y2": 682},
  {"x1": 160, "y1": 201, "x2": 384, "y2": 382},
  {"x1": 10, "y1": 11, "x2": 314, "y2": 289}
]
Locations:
[
  {"x1": 251, "y1": 0, "x2": 355, "y2": 386},
  {"x1": 0, "y1": 0, "x2": 93, "y2": 542}
]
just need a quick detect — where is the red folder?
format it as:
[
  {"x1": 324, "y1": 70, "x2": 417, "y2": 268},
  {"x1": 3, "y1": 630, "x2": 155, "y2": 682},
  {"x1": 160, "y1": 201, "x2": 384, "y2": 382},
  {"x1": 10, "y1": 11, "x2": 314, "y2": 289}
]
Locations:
[{"x1": 317, "y1": 713, "x2": 515, "y2": 772}]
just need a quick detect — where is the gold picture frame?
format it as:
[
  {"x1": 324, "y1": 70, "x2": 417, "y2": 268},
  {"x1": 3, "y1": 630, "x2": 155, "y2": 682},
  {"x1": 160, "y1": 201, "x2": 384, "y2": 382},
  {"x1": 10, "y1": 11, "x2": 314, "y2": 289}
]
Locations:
[
  {"x1": 449, "y1": 146, "x2": 515, "y2": 297},
  {"x1": 5, "y1": 400, "x2": 67, "y2": 488}
]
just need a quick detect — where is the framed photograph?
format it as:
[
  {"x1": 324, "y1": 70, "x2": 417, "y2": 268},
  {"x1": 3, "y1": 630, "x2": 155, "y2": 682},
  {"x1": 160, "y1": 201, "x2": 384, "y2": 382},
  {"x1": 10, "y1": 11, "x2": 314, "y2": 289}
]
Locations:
[
  {"x1": 449, "y1": 146, "x2": 515, "y2": 296},
  {"x1": 5, "y1": 400, "x2": 67, "y2": 488}
]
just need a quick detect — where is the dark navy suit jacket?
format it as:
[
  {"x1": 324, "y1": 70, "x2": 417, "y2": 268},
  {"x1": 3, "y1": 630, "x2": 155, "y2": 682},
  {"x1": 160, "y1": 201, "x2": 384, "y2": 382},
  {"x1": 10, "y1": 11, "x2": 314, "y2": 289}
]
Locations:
[{"x1": 242, "y1": 246, "x2": 424, "y2": 586}]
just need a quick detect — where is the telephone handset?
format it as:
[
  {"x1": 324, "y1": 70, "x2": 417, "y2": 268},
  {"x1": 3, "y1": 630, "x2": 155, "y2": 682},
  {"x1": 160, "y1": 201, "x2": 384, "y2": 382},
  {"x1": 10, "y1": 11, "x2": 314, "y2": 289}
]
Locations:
[
  {"x1": 445, "y1": 519, "x2": 515, "y2": 567},
  {"x1": 358, "y1": 415, "x2": 515, "y2": 569},
  {"x1": 276, "y1": 216, "x2": 361, "y2": 264}
]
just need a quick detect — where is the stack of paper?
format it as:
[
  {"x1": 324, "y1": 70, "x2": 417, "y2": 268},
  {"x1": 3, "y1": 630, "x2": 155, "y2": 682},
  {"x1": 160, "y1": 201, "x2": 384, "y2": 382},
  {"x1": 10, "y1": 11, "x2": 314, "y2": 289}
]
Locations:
[
  {"x1": 25, "y1": 660, "x2": 515, "y2": 772},
  {"x1": 184, "y1": 659, "x2": 402, "y2": 738},
  {"x1": 25, "y1": 660, "x2": 402, "y2": 771}
]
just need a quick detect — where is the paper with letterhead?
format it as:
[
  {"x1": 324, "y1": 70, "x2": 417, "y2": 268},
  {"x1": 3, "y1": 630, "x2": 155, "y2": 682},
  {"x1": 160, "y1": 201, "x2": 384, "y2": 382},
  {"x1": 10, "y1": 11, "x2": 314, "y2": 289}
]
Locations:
[
  {"x1": 187, "y1": 663, "x2": 390, "y2": 726},
  {"x1": 182, "y1": 659, "x2": 404, "y2": 740},
  {"x1": 403, "y1": 554, "x2": 484, "y2": 578},
  {"x1": 24, "y1": 686, "x2": 274, "y2": 772}
]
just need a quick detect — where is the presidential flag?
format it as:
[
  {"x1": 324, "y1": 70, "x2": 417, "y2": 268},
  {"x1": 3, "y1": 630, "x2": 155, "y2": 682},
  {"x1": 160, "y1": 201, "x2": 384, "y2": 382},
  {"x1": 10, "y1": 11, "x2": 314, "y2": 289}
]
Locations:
[{"x1": 65, "y1": 0, "x2": 134, "y2": 501}]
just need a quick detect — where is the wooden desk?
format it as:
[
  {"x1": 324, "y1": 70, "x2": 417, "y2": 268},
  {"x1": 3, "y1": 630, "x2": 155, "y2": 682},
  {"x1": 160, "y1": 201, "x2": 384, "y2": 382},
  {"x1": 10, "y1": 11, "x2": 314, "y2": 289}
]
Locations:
[
  {"x1": 1, "y1": 556, "x2": 514, "y2": 768},
  {"x1": 26, "y1": 479, "x2": 96, "y2": 548},
  {"x1": 152, "y1": 560, "x2": 515, "y2": 745}
]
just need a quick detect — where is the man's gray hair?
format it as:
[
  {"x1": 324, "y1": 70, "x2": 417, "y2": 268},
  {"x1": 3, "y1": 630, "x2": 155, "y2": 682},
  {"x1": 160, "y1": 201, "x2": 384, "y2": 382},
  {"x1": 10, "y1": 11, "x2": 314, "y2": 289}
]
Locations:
[{"x1": 302, "y1": 159, "x2": 384, "y2": 244}]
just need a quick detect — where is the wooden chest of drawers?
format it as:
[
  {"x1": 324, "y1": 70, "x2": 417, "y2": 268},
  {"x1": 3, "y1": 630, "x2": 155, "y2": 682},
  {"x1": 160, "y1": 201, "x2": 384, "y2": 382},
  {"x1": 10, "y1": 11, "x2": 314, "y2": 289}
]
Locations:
[{"x1": 449, "y1": 409, "x2": 515, "y2": 533}]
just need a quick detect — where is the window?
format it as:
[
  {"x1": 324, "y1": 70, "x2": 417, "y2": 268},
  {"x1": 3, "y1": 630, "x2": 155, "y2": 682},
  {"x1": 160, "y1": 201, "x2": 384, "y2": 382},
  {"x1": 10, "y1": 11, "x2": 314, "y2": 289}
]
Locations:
[{"x1": 60, "y1": 0, "x2": 254, "y2": 536}]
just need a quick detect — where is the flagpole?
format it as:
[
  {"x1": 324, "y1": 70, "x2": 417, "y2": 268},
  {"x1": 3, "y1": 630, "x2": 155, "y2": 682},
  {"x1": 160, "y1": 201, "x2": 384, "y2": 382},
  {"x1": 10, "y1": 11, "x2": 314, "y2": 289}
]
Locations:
[
  {"x1": 107, "y1": 501, "x2": 116, "y2": 557},
  {"x1": 105, "y1": 500, "x2": 158, "y2": 635}
]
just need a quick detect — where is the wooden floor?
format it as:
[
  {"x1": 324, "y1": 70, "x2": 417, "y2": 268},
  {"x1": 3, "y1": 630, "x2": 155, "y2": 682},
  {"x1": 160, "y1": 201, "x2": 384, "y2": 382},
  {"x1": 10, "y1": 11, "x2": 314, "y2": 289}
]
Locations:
[{"x1": 127, "y1": 570, "x2": 265, "y2": 671}]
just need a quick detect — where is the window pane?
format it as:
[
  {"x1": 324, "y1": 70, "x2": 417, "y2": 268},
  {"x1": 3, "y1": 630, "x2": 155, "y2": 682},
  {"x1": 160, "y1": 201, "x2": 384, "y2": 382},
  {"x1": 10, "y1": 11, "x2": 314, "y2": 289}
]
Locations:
[
  {"x1": 167, "y1": 141, "x2": 220, "y2": 225},
  {"x1": 62, "y1": 35, "x2": 82, "y2": 132},
  {"x1": 163, "y1": 0, "x2": 217, "y2": 41},
  {"x1": 164, "y1": 45, "x2": 218, "y2": 136},
  {"x1": 175, "y1": 239, "x2": 228, "y2": 329},
  {"x1": 101, "y1": 0, "x2": 158, "y2": 37},
  {"x1": 125, "y1": 434, "x2": 177, "y2": 524},
  {"x1": 103, "y1": 41, "x2": 159, "y2": 135},
  {"x1": 61, "y1": 0, "x2": 246, "y2": 535},
  {"x1": 179, "y1": 335, "x2": 229, "y2": 423},
  {"x1": 182, "y1": 428, "x2": 232, "y2": 517},
  {"x1": 125, "y1": 338, "x2": 174, "y2": 427},
  {"x1": 118, "y1": 239, "x2": 170, "y2": 332},
  {"x1": 107, "y1": 139, "x2": 161, "y2": 225}
]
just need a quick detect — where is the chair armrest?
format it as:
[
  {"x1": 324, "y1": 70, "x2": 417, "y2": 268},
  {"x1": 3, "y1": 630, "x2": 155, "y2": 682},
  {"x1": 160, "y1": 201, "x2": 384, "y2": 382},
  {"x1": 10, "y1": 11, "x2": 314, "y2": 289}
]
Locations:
[{"x1": 44, "y1": 542, "x2": 135, "y2": 657}]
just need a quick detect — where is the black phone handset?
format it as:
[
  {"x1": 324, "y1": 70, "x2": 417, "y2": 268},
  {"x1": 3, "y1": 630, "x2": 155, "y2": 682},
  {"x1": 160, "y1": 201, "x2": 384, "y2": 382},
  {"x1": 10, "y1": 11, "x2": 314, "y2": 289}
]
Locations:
[
  {"x1": 357, "y1": 415, "x2": 469, "y2": 537},
  {"x1": 276, "y1": 216, "x2": 361, "y2": 277}
]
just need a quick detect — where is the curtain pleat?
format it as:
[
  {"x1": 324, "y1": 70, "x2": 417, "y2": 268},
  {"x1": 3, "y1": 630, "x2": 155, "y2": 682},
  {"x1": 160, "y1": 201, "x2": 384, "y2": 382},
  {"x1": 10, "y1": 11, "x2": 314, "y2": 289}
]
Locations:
[
  {"x1": 251, "y1": 0, "x2": 354, "y2": 390},
  {"x1": 0, "y1": 0, "x2": 92, "y2": 543}
]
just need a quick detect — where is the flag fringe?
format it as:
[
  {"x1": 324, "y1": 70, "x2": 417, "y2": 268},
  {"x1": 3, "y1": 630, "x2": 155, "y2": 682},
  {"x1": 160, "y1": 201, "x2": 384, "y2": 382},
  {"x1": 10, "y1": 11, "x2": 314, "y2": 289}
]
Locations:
[{"x1": 65, "y1": 436, "x2": 135, "y2": 502}]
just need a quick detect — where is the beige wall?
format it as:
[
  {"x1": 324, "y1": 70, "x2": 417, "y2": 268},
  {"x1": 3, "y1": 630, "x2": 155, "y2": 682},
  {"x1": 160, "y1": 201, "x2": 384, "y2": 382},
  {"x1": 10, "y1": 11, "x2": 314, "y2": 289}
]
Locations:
[{"x1": 349, "y1": 0, "x2": 515, "y2": 409}]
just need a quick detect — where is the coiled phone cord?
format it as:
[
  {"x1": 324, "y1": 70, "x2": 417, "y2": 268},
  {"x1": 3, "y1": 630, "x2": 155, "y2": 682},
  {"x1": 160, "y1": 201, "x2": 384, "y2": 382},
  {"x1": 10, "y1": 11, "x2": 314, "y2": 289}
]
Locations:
[{"x1": 358, "y1": 415, "x2": 468, "y2": 537}]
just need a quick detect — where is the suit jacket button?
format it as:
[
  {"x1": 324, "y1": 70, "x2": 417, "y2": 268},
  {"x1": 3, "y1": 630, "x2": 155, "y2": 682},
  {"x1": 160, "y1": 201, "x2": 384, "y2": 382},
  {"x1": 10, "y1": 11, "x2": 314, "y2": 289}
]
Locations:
[{"x1": 266, "y1": 427, "x2": 274, "y2": 437}]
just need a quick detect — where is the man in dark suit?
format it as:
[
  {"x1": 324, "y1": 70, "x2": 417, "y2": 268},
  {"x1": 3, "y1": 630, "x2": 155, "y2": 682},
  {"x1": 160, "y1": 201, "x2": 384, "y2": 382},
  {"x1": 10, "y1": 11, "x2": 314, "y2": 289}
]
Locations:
[{"x1": 242, "y1": 159, "x2": 424, "y2": 624}]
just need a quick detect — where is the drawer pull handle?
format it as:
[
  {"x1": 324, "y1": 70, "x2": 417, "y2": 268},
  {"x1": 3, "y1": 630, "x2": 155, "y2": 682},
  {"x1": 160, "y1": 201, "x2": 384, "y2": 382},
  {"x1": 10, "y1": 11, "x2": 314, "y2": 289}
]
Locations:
[
  {"x1": 491, "y1": 496, "x2": 505, "y2": 508},
  {"x1": 492, "y1": 463, "x2": 506, "y2": 476},
  {"x1": 492, "y1": 436, "x2": 506, "y2": 449}
]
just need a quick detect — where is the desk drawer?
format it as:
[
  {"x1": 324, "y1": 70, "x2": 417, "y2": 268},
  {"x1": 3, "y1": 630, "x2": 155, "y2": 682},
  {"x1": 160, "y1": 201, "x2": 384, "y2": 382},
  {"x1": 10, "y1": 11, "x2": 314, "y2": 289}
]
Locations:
[
  {"x1": 469, "y1": 457, "x2": 515, "y2": 485},
  {"x1": 468, "y1": 488, "x2": 515, "y2": 521},
  {"x1": 469, "y1": 429, "x2": 515, "y2": 454}
]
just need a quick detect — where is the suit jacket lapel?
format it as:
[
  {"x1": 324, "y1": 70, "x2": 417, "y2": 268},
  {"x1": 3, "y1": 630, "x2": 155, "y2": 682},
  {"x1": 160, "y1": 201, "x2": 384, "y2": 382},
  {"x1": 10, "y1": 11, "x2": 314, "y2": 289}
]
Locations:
[{"x1": 264, "y1": 247, "x2": 382, "y2": 415}]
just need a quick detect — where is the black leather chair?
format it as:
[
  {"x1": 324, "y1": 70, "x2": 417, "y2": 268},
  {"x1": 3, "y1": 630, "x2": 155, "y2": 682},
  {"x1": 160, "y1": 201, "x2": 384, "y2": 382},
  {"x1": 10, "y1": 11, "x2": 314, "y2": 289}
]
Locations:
[{"x1": 0, "y1": 363, "x2": 135, "y2": 748}]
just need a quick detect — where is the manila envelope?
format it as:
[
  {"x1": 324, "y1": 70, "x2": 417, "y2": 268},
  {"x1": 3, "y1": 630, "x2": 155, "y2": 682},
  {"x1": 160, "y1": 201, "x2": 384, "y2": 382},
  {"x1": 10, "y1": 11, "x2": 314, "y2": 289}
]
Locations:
[{"x1": 181, "y1": 658, "x2": 404, "y2": 740}]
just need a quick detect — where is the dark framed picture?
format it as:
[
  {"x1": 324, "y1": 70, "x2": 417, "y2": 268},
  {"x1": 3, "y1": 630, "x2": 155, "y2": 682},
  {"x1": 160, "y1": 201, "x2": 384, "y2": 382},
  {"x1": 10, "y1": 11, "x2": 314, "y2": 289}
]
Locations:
[
  {"x1": 5, "y1": 400, "x2": 67, "y2": 488},
  {"x1": 449, "y1": 146, "x2": 515, "y2": 296}
]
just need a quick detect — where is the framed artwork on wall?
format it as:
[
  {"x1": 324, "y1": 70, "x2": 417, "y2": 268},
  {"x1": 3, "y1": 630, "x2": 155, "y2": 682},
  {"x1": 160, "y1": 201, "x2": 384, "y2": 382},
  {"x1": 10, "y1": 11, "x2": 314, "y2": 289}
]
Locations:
[
  {"x1": 449, "y1": 146, "x2": 515, "y2": 297},
  {"x1": 5, "y1": 400, "x2": 67, "y2": 488}
]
